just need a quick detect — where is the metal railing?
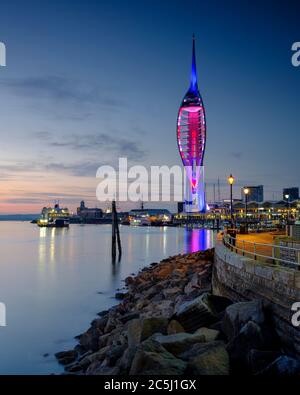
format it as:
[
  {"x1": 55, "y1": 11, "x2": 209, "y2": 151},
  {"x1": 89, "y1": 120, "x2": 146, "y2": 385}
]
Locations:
[{"x1": 223, "y1": 233, "x2": 300, "y2": 269}]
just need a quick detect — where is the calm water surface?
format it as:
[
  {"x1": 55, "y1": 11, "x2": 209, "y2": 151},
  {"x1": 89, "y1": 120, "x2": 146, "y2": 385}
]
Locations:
[{"x1": 0, "y1": 222, "x2": 214, "y2": 374}]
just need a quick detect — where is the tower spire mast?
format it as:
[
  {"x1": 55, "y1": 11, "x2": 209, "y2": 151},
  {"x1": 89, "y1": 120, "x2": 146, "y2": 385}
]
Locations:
[{"x1": 190, "y1": 34, "x2": 198, "y2": 93}]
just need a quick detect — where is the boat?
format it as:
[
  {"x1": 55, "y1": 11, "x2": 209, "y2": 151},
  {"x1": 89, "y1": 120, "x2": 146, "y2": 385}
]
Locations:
[
  {"x1": 129, "y1": 215, "x2": 151, "y2": 226},
  {"x1": 37, "y1": 203, "x2": 70, "y2": 228}
]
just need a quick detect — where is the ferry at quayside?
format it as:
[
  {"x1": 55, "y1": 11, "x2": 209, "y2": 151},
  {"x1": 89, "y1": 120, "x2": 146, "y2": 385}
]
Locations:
[{"x1": 37, "y1": 203, "x2": 70, "y2": 228}]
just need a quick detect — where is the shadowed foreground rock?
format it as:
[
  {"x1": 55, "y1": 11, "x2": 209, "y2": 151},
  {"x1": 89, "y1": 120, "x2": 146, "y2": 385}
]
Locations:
[{"x1": 55, "y1": 248, "x2": 300, "y2": 375}]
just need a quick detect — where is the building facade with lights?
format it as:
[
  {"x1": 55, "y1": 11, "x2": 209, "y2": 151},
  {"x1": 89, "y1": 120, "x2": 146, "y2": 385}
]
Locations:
[{"x1": 177, "y1": 36, "x2": 206, "y2": 213}]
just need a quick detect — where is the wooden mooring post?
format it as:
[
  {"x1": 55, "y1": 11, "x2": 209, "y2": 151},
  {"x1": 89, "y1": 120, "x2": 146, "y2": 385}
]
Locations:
[{"x1": 112, "y1": 200, "x2": 122, "y2": 262}]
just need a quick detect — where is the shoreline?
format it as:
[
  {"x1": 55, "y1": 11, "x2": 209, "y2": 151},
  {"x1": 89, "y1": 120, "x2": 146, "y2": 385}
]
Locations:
[{"x1": 56, "y1": 248, "x2": 300, "y2": 375}]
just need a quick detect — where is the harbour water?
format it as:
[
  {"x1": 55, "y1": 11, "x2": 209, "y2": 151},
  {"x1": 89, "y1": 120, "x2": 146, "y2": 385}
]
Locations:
[{"x1": 0, "y1": 222, "x2": 215, "y2": 374}]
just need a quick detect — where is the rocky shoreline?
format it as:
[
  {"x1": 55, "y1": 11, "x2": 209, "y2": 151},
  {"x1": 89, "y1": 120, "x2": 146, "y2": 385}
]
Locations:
[{"x1": 55, "y1": 248, "x2": 300, "y2": 375}]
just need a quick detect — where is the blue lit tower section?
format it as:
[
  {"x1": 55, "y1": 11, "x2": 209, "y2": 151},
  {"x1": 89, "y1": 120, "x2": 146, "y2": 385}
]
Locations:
[{"x1": 177, "y1": 35, "x2": 207, "y2": 213}]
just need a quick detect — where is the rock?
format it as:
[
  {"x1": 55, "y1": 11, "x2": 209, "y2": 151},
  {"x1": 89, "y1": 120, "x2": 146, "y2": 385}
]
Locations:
[
  {"x1": 127, "y1": 317, "x2": 169, "y2": 347},
  {"x1": 247, "y1": 349, "x2": 283, "y2": 374},
  {"x1": 194, "y1": 327, "x2": 220, "y2": 342},
  {"x1": 115, "y1": 292, "x2": 128, "y2": 300},
  {"x1": 91, "y1": 316, "x2": 108, "y2": 332},
  {"x1": 127, "y1": 319, "x2": 144, "y2": 347},
  {"x1": 222, "y1": 300, "x2": 265, "y2": 341},
  {"x1": 116, "y1": 346, "x2": 138, "y2": 374},
  {"x1": 55, "y1": 350, "x2": 78, "y2": 365},
  {"x1": 186, "y1": 341, "x2": 229, "y2": 375},
  {"x1": 162, "y1": 287, "x2": 182, "y2": 299},
  {"x1": 175, "y1": 293, "x2": 230, "y2": 332},
  {"x1": 167, "y1": 320, "x2": 185, "y2": 335},
  {"x1": 98, "y1": 333, "x2": 111, "y2": 349},
  {"x1": 119, "y1": 312, "x2": 140, "y2": 324},
  {"x1": 106, "y1": 344, "x2": 127, "y2": 366},
  {"x1": 65, "y1": 363, "x2": 83, "y2": 373},
  {"x1": 179, "y1": 340, "x2": 225, "y2": 360},
  {"x1": 142, "y1": 300, "x2": 174, "y2": 319},
  {"x1": 144, "y1": 283, "x2": 165, "y2": 299},
  {"x1": 97, "y1": 309, "x2": 109, "y2": 317},
  {"x1": 256, "y1": 355, "x2": 300, "y2": 376},
  {"x1": 79, "y1": 346, "x2": 110, "y2": 370},
  {"x1": 129, "y1": 339, "x2": 187, "y2": 375},
  {"x1": 226, "y1": 321, "x2": 266, "y2": 372},
  {"x1": 79, "y1": 318, "x2": 107, "y2": 352},
  {"x1": 125, "y1": 276, "x2": 134, "y2": 286},
  {"x1": 151, "y1": 332, "x2": 206, "y2": 356},
  {"x1": 87, "y1": 364, "x2": 120, "y2": 375},
  {"x1": 184, "y1": 273, "x2": 200, "y2": 295}
]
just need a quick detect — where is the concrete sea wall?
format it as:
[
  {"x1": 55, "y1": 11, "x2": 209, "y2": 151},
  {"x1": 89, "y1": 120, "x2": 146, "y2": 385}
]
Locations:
[{"x1": 213, "y1": 240, "x2": 300, "y2": 355}]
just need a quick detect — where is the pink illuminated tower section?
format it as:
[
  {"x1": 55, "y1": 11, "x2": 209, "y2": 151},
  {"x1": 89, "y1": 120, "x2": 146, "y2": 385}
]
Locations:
[{"x1": 177, "y1": 35, "x2": 207, "y2": 213}]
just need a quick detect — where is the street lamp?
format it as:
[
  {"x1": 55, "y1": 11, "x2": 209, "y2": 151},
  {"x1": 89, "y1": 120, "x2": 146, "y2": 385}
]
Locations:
[
  {"x1": 285, "y1": 194, "x2": 290, "y2": 222},
  {"x1": 227, "y1": 174, "x2": 235, "y2": 227},
  {"x1": 244, "y1": 187, "x2": 249, "y2": 232}
]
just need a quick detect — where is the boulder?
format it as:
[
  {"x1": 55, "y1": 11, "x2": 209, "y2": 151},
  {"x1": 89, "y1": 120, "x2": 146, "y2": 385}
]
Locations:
[
  {"x1": 129, "y1": 339, "x2": 187, "y2": 375},
  {"x1": 98, "y1": 333, "x2": 111, "y2": 349},
  {"x1": 222, "y1": 300, "x2": 265, "y2": 341},
  {"x1": 184, "y1": 273, "x2": 200, "y2": 295},
  {"x1": 226, "y1": 321, "x2": 266, "y2": 372},
  {"x1": 64, "y1": 363, "x2": 83, "y2": 373},
  {"x1": 247, "y1": 349, "x2": 283, "y2": 374},
  {"x1": 179, "y1": 340, "x2": 225, "y2": 360},
  {"x1": 115, "y1": 292, "x2": 128, "y2": 300},
  {"x1": 79, "y1": 346, "x2": 110, "y2": 370},
  {"x1": 87, "y1": 363, "x2": 120, "y2": 375},
  {"x1": 142, "y1": 300, "x2": 174, "y2": 319},
  {"x1": 256, "y1": 355, "x2": 300, "y2": 376},
  {"x1": 105, "y1": 344, "x2": 127, "y2": 366},
  {"x1": 194, "y1": 327, "x2": 219, "y2": 342},
  {"x1": 167, "y1": 320, "x2": 185, "y2": 335},
  {"x1": 125, "y1": 276, "x2": 134, "y2": 286},
  {"x1": 116, "y1": 346, "x2": 138, "y2": 374},
  {"x1": 151, "y1": 332, "x2": 206, "y2": 356},
  {"x1": 186, "y1": 341, "x2": 229, "y2": 375},
  {"x1": 162, "y1": 287, "x2": 182, "y2": 299},
  {"x1": 175, "y1": 293, "x2": 232, "y2": 332},
  {"x1": 55, "y1": 350, "x2": 78, "y2": 365},
  {"x1": 119, "y1": 312, "x2": 140, "y2": 324},
  {"x1": 127, "y1": 317, "x2": 169, "y2": 347}
]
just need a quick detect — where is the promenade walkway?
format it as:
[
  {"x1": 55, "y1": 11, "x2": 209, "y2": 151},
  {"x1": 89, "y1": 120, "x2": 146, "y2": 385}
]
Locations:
[{"x1": 224, "y1": 231, "x2": 286, "y2": 264}]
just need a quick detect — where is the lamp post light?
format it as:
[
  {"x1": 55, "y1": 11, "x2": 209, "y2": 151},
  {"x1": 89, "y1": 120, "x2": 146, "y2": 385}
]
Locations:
[
  {"x1": 244, "y1": 187, "x2": 249, "y2": 232},
  {"x1": 285, "y1": 194, "x2": 290, "y2": 223},
  {"x1": 227, "y1": 174, "x2": 235, "y2": 227}
]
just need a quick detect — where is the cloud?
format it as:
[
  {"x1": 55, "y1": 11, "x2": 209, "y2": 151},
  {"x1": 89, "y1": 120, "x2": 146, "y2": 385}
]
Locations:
[
  {"x1": 0, "y1": 75, "x2": 127, "y2": 114},
  {"x1": 45, "y1": 161, "x2": 99, "y2": 177},
  {"x1": 34, "y1": 131, "x2": 147, "y2": 161}
]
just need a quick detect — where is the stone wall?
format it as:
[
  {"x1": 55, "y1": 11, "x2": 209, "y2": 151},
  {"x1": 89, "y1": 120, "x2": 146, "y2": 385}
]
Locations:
[
  {"x1": 213, "y1": 240, "x2": 300, "y2": 356},
  {"x1": 277, "y1": 238, "x2": 300, "y2": 266}
]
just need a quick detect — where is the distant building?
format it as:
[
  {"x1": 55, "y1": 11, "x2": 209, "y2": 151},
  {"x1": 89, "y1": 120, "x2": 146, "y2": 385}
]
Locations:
[
  {"x1": 241, "y1": 185, "x2": 264, "y2": 203},
  {"x1": 283, "y1": 187, "x2": 299, "y2": 201},
  {"x1": 77, "y1": 200, "x2": 103, "y2": 219},
  {"x1": 177, "y1": 202, "x2": 184, "y2": 213}
]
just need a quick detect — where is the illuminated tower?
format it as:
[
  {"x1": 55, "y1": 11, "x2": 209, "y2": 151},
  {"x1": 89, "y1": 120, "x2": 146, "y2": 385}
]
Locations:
[{"x1": 177, "y1": 35, "x2": 207, "y2": 213}]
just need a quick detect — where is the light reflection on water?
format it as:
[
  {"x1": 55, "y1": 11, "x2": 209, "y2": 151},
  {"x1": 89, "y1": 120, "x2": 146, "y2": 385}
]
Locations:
[{"x1": 0, "y1": 222, "x2": 214, "y2": 374}]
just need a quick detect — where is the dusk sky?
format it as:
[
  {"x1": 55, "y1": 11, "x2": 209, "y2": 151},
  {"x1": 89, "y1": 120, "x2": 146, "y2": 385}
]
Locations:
[{"x1": 0, "y1": 0, "x2": 299, "y2": 213}]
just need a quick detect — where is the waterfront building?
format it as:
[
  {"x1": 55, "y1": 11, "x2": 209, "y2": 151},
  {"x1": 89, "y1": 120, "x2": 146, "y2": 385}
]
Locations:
[
  {"x1": 77, "y1": 200, "x2": 103, "y2": 220},
  {"x1": 177, "y1": 202, "x2": 184, "y2": 213},
  {"x1": 241, "y1": 185, "x2": 264, "y2": 203},
  {"x1": 177, "y1": 35, "x2": 206, "y2": 213},
  {"x1": 283, "y1": 187, "x2": 299, "y2": 201}
]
